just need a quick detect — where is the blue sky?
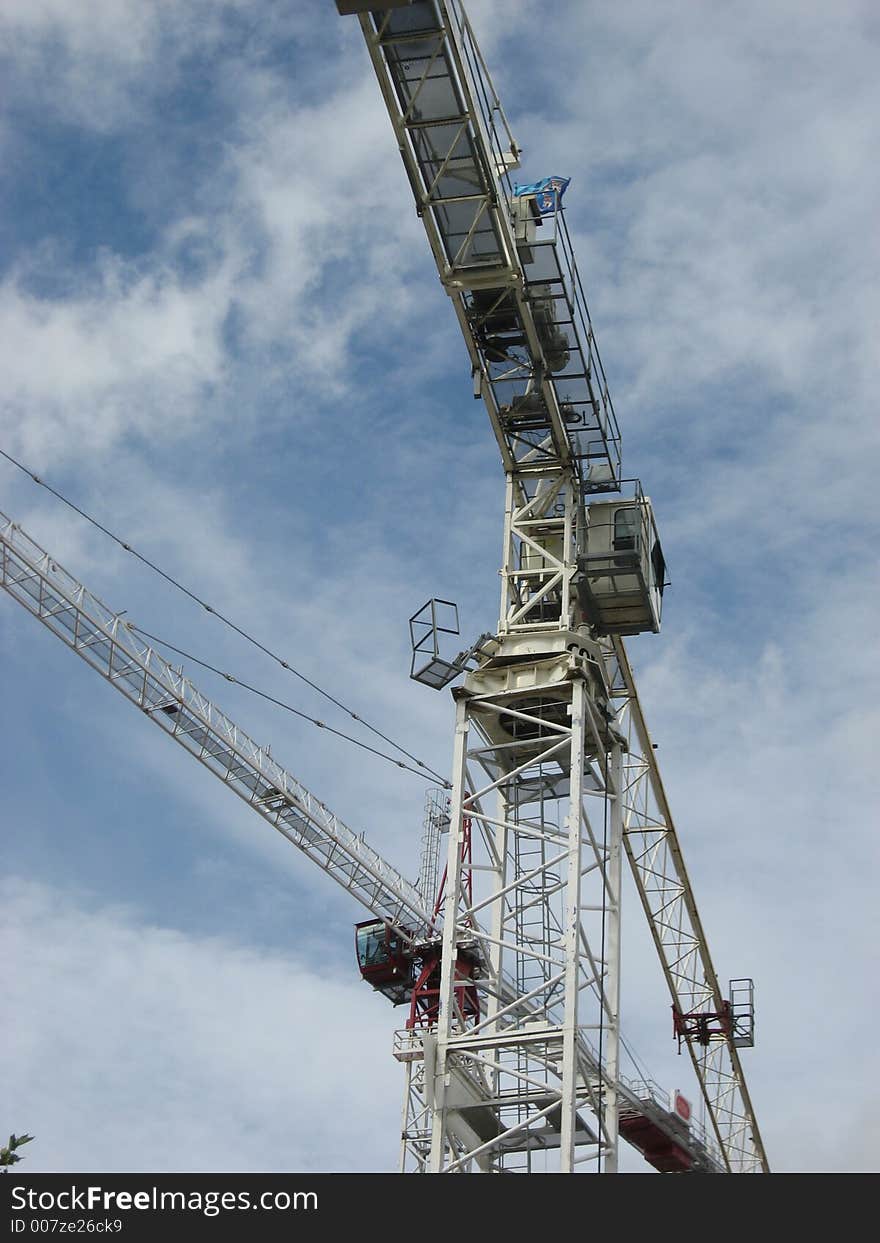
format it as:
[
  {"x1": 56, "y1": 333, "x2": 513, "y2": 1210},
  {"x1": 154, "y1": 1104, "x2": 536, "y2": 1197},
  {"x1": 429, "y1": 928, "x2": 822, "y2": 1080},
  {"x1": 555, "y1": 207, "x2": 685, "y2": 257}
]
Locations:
[{"x1": 1, "y1": 0, "x2": 878, "y2": 1173}]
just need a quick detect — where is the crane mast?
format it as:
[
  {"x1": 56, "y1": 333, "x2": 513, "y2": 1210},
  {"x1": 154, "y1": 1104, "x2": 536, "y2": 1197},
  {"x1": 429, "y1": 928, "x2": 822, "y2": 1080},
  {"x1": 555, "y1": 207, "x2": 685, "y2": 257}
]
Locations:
[{"x1": 337, "y1": 0, "x2": 767, "y2": 1173}]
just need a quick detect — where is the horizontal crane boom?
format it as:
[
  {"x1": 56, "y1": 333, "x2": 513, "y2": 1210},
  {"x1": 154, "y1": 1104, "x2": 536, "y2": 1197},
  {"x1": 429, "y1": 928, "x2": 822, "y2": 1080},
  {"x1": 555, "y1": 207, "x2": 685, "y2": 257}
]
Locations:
[{"x1": 0, "y1": 510, "x2": 434, "y2": 941}]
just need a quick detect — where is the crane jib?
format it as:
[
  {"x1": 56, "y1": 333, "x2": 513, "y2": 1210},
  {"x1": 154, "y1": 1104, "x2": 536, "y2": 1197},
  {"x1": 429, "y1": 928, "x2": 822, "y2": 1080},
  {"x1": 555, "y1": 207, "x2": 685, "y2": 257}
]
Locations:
[
  {"x1": 349, "y1": 0, "x2": 622, "y2": 491},
  {"x1": 0, "y1": 511, "x2": 434, "y2": 941}
]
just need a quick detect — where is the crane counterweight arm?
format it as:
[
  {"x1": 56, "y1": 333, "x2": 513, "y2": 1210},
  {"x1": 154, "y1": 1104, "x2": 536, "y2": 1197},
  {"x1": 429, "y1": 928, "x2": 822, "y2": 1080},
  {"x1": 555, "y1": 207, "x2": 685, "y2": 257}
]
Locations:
[{"x1": 0, "y1": 510, "x2": 434, "y2": 941}]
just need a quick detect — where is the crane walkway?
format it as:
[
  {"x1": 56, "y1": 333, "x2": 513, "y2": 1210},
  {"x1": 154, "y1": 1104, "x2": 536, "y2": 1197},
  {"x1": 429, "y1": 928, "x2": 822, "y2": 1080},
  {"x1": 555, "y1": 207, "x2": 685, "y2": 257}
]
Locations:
[
  {"x1": 357, "y1": 0, "x2": 621, "y2": 487},
  {"x1": 393, "y1": 1030, "x2": 725, "y2": 1172},
  {"x1": 0, "y1": 510, "x2": 434, "y2": 941}
]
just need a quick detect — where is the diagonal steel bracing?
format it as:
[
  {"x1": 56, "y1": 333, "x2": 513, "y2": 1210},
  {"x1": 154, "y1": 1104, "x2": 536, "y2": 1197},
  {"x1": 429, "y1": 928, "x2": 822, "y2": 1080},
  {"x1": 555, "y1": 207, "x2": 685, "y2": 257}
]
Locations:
[{"x1": 608, "y1": 638, "x2": 769, "y2": 1172}]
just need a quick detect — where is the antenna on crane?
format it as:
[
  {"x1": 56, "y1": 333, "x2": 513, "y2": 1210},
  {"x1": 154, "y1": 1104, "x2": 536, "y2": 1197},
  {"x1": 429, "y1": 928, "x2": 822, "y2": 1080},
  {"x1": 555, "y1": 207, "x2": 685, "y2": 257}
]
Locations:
[{"x1": 417, "y1": 788, "x2": 449, "y2": 904}]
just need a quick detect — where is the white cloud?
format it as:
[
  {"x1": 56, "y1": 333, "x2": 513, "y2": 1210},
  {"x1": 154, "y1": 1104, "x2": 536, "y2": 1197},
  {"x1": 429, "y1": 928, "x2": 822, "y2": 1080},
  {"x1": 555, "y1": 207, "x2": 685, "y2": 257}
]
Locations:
[
  {"x1": 1, "y1": 876, "x2": 401, "y2": 1173},
  {"x1": 0, "y1": 10, "x2": 440, "y2": 470},
  {"x1": 0, "y1": 0, "x2": 303, "y2": 133},
  {"x1": 2, "y1": 0, "x2": 878, "y2": 1176},
  {"x1": 0, "y1": 252, "x2": 235, "y2": 462}
]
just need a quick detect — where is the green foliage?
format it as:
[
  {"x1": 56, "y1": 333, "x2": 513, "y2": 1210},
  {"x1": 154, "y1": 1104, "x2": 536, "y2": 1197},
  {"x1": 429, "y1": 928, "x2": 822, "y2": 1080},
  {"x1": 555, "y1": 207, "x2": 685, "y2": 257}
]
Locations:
[{"x1": 0, "y1": 1133, "x2": 35, "y2": 1170}]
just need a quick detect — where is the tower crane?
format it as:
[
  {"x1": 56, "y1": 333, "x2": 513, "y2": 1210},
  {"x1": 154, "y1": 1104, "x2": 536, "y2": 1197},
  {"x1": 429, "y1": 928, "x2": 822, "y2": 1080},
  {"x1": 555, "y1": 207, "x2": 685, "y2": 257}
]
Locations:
[
  {"x1": 0, "y1": 0, "x2": 768, "y2": 1176},
  {"x1": 0, "y1": 507, "x2": 760, "y2": 1174},
  {"x1": 333, "y1": 0, "x2": 767, "y2": 1173}
]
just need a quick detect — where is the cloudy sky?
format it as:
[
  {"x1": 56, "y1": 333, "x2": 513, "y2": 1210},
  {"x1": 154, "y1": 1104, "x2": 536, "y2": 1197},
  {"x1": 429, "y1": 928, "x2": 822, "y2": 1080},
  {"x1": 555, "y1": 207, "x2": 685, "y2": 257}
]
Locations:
[{"x1": 1, "y1": 0, "x2": 877, "y2": 1175}]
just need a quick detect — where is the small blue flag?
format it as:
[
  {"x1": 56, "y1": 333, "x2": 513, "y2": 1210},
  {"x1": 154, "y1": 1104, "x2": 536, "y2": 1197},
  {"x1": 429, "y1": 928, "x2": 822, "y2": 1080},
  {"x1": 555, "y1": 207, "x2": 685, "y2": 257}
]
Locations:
[{"x1": 512, "y1": 175, "x2": 570, "y2": 215}]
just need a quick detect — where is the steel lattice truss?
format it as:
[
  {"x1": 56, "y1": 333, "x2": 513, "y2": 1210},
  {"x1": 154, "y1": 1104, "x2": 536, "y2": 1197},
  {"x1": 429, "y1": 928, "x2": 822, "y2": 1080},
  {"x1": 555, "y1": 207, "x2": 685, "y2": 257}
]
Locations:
[
  {"x1": 397, "y1": 669, "x2": 625, "y2": 1172},
  {"x1": 608, "y1": 640, "x2": 768, "y2": 1171},
  {"x1": 340, "y1": 0, "x2": 768, "y2": 1174},
  {"x1": 0, "y1": 505, "x2": 763, "y2": 1170},
  {"x1": 355, "y1": 0, "x2": 621, "y2": 488},
  {"x1": 0, "y1": 511, "x2": 433, "y2": 941}
]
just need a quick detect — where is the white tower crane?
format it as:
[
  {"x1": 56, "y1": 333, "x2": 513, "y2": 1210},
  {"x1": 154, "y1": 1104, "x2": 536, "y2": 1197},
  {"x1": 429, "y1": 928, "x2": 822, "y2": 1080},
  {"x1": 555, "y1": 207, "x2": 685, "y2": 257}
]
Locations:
[
  {"x1": 0, "y1": 0, "x2": 768, "y2": 1177},
  {"x1": 333, "y1": 0, "x2": 767, "y2": 1173},
  {"x1": 0, "y1": 505, "x2": 763, "y2": 1172}
]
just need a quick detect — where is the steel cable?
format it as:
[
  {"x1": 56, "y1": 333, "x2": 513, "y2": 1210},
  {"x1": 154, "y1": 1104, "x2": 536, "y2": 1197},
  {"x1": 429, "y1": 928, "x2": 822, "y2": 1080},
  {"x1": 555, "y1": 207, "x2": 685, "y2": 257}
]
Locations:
[{"x1": 0, "y1": 446, "x2": 450, "y2": 787}]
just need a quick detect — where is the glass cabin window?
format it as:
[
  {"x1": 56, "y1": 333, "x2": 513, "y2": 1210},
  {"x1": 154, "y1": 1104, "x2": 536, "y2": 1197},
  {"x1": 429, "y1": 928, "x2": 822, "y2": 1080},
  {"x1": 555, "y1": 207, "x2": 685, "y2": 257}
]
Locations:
[
  {"x1": 613, "y1": 507, "x2": 638, "y2": 552},
  {"x1": 356, "y1": 925, "x2": 388, "y2": 969}
]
